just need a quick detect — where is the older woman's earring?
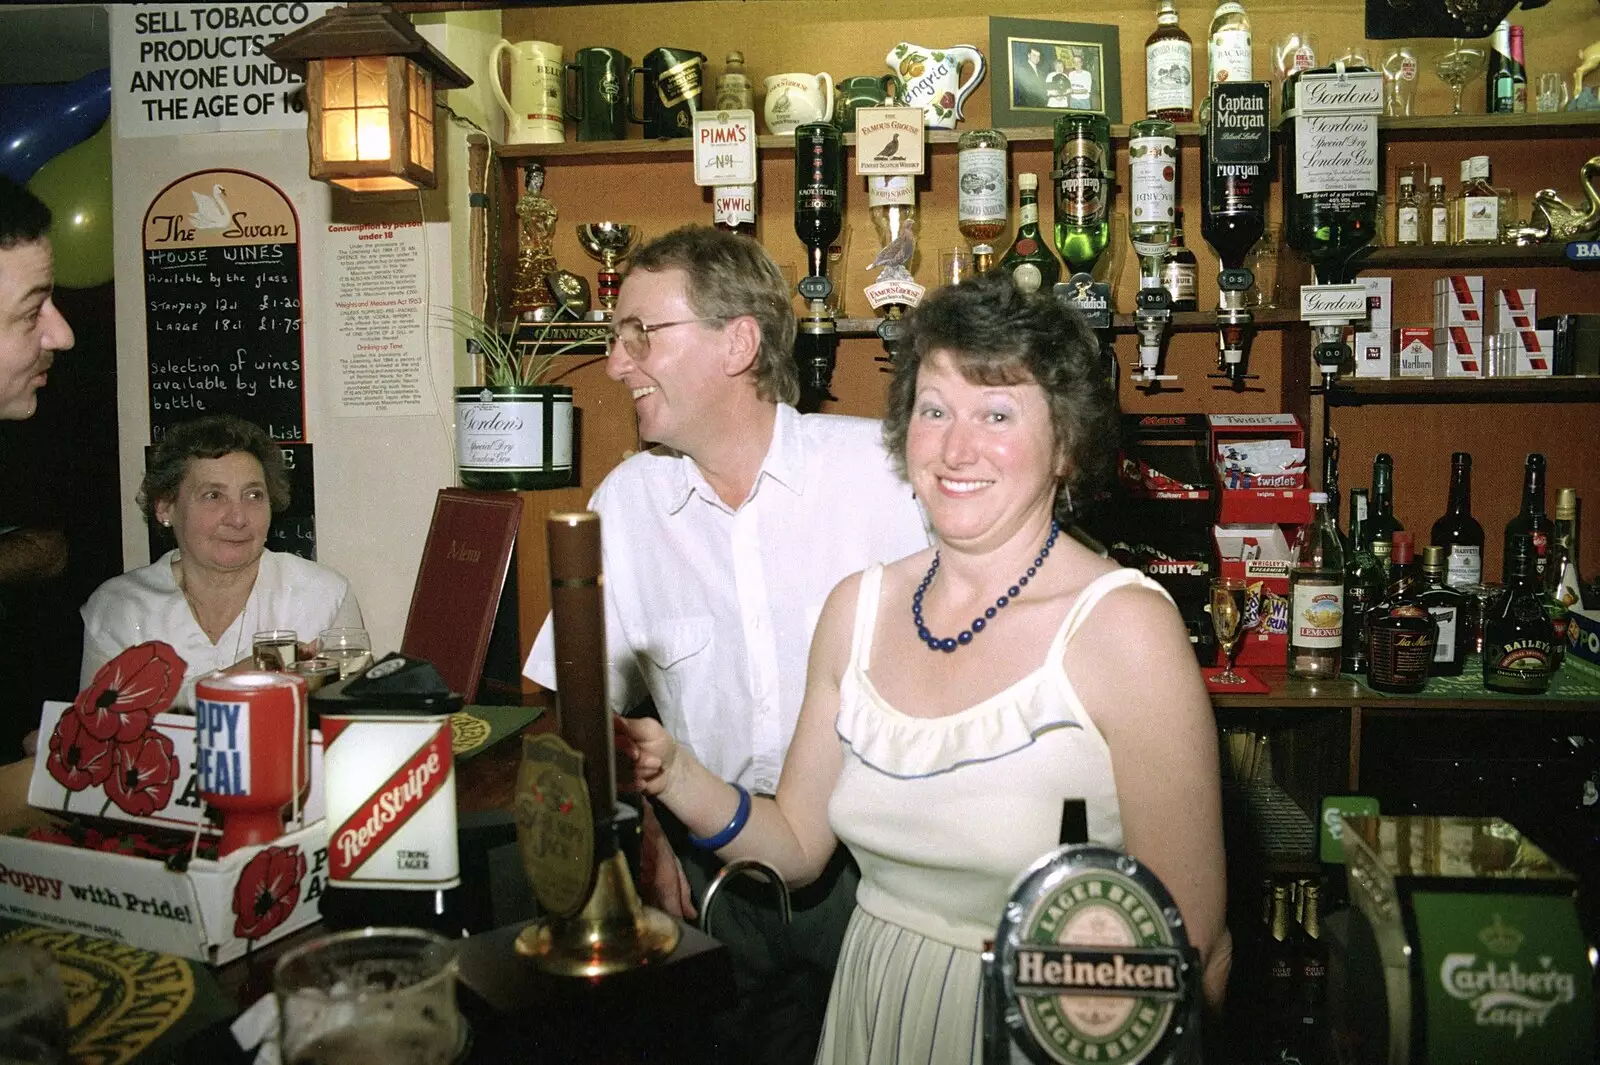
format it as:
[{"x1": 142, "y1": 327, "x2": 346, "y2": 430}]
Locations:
[
  {"x1": 1061, "y1": 484, "x2": 1075, "y2": 516},
  {"x1": 162, "y1": 520, "x2": 171, "y2": 527}
]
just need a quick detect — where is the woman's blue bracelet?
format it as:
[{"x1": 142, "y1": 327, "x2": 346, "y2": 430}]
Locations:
[{"x1": 688, "y1": 783, "x2": 752, "y2": 851}]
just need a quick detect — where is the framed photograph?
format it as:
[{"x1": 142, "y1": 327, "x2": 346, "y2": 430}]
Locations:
[{"x1": 989, "y1": 17, "x2": 1122, "y2": 127}]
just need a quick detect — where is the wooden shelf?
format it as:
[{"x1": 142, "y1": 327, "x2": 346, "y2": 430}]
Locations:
[
  {"x1": 1357, "y1": 243, "x2": 1580, "y2": 270},
  {"x1": 1210, "y1": 665, "x2": 1600, "y2": 712},
  {"x1": 1326, "y1": 374, "x2": 1600, "y2": 404},
  {"x1": 836, "y1": 307, "x2": 1304, "y2": 338},
  {"x1": 495, "y1": 113, "x2": 1600, "y2": 163}
]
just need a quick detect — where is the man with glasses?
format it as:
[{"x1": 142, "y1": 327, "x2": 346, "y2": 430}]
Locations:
[{"x1": 524, "y1": 225, "x2": 927, "y2": 1065}]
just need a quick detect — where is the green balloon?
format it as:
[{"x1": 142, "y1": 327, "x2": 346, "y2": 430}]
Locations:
[{"x1": 26, "y1": 122, "x2": 113, "y2": 289}]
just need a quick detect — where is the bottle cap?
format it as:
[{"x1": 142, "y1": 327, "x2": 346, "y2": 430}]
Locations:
[
  {"x1": 1422, "y1": 545, "x2": 1448, "y2": 572},
  {"x1": 1391, "y1": 531, "x2": 1414, "y2": 563},
  {"x1": 1019, "y1": 172, "x2": 1038, "y2": 190},
  {"x1": 1555, "y1": 487, "x2": 1578, "y2": 519},
  {"x1": 1430, "y1": 176, "x2": 1445, "y2": 187},
  {"x1": 1309, "y1": 491, "x2": 1328, "y2": 503},
  {"x1": 725, "y1": 51, "x2": 744, "y2": 66},
  {"x1": 1399, "y1": 174, "x2": 1414, "y2": 186},
  {"x1": 1460, "y1": 159, "x2": 1471, "y2": 182}
]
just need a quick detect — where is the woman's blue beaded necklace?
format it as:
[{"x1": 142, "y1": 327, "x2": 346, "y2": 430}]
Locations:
[{"x1": 912, "y1": 520, "x2": 1061, "y2": 653}]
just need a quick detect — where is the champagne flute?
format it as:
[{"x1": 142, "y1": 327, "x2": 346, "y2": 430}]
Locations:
[
  {"x1": 1209, "y1": 577, "x2": 1249, "y2": 685},
  {"x1": 317, "y1": 627, "x2": 374, "y2": 679},
  {"x1": 1433, "y1": 39, "x2": 1487, "y2": 116}
]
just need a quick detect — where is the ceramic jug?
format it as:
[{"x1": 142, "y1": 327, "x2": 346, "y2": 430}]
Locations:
[
  {"x1": 763, "y1": 71, "x2": 834, "y2": 135},
  {"x1": 490, "y1": 39, "x2": 565, "y2": 143},
  {"x1": 886, "y1": 42, "x2": 986, "y2": 129}
]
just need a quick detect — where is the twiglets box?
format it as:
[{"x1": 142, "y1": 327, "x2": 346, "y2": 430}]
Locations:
[{"x1": 0, "y1": 695, "x2": 329, "y2": 965}]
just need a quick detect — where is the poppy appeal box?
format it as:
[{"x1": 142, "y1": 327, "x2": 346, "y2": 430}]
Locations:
[{"x1": 2, "y1": 689, "x2": 329, "y2": 965}]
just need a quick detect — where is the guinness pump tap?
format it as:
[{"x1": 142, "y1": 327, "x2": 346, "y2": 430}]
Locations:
[
  {"x1": 1200, "y1": 81, "x2": 1271, "y2": 390},
  {"x1": 1128, "y1": 117, "x2": 1179, "y2": 388},
  {"x1": 794, "y1": 121, "x2": 844, "y2": 411}
]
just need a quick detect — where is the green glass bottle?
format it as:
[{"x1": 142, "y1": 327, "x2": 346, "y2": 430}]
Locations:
[
  {"x1": 1051, "y1": 113, "x2": 1111, "y2": 273},
  {"x1": 999, "y1": 173, "x2": 1062, "y2": 294}
]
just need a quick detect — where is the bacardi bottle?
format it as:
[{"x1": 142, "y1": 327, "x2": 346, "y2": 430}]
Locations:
[
  {"x1": 1146, "y1": 0, "x2": 1194, "y2": 122},
  {"x1": 1367, "y1": 453, "x2": 1403, "y2": 568},
  {"x1": 1208, "y1": 2, "x2": 1254, "y2": 88},
  {"x1": 1129, "y1": 117, "x2": 1178, "y2": 280},
  {"x1": 1503, "y1": 452, "x2": 1552, "y2": 579},
  {"x1": 1344, "y1": 488, "x2": 1384, "y2": 675},
  {"x1": 1161, "y1": 209, "x2": 1200, "y2": 311},
  {"x1": 1483, "y1": 533, "x2": 1555, "y2": 693},
  {"x1": 1430, "y1": 451, "x2": 1484, "y2": 588},
  {"x1": 1367, "y1": 532, "x2": 1437, "y2": 694},
  {"x1": 1051, "y1": 114, "x2": 1111, "y2": 272},
  {"x1": 1417, "y1": 546, "x2": 1468, "y2": 676},
  {"x1": 958, "y1": 128, "x2": 1008, "y2": 274},
  {"x1": 1289, "y1": 491, "x2": 1345, "y2": 679},
  {"x1": 999, "y1": 173, "x2": 1060, "y2": 294}
]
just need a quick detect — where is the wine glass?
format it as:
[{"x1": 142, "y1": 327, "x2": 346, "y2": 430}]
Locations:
[
  {"x1": 1434, "y1": 39, "x2": 1487, "y2": 116},
  {"x1": 1209, "y1": 577, "x2": 1249, "y2": 685},
  {"x1": 317, "y1": 627, "x2": 374, "y2": 679}
]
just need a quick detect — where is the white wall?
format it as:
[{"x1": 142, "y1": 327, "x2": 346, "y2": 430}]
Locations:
[{"x1": 110, "y1": 10, "x2": 500, "y2": 658}]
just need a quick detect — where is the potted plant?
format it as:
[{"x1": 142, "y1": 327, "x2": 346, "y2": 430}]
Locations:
[{"x1": 447, "y1": 307, "x2": 579, "y2": 491}]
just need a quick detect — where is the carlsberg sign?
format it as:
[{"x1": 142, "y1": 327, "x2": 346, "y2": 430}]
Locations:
[{"x1": 1413, "y1": 893, "x2": 1592, "y2": 1064}]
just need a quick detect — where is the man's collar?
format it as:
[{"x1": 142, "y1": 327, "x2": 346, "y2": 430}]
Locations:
[{"x1": 663, "y1": 403, "x2": 803, "y2": 514}]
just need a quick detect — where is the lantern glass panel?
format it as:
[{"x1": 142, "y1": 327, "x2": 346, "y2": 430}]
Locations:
[
  {"x1": 322, "y1": 108, "x2": 357, "y2": 162},
  {"x1": 356, "y1": 108, "x2": 391, "y2": 161},
  {"x1": 355, "y1": 55, "x2": 389, "y2": 107},
  {"x1": 322, "y1": 57, "x2": 356, "y2": 110}
]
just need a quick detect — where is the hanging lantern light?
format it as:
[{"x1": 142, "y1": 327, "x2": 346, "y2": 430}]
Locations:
[{"x1": 263, "y1": 5, "x2": 472, "y2": 192}]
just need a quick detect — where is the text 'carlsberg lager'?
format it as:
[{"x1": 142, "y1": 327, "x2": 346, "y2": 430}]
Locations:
[{"x1": 312, "y1": 654, "x2": 465, "y2": 933}]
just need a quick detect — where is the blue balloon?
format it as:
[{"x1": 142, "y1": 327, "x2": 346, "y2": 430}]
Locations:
[{"x1": 0, "y1": 69, "x2": 111, "y2": 183}]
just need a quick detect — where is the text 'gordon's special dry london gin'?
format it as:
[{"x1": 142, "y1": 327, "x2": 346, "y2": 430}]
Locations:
[
  {"x1": 1289, "y1": 491, "x2": 1345, "y2": 679},
  {"x1": 1051, "y1": 113, "x2": 1111, "y2": 272},
  {"x1": 1483, "y1": 533, "x2": 1555, "y2": 693},
  {"x1": 1430, "y1": 451, "x2": 1484, "y2": 588},
  {"x1": 1146, "y1": 0, "x2": 1194, "y2": 122},
  {"x1": 1200, "y1": 81, "x2": 1270, "y2": 269},
  {"x1": 1281, "y1": 62, "x2": 1382, "y2": 284},
  {"x1": 958, "y1": 127, "x2": 1008, "y2": 274},
  {"x1": 1129, "y1": 117, "x2": 1178, "y2": 280},
  {"x1": 999, "y1": 173, "x2": 1060, "y2": 294}
]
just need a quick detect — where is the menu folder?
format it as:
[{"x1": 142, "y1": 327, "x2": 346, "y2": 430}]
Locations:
[{"x1": 401, "y1": 488, "x2": 524, "y2": 704}]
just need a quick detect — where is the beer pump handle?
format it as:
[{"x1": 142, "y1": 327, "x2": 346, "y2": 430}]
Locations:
[{"x1": 547, "y1": 512, "x2": 615, "y2": 818}]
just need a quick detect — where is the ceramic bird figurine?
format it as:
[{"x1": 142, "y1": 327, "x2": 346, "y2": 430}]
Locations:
[
  {"x1": 867, "y1": 216, "x2": 917, "y2": 282},
  {"x1": 1514, "y1": 156, "x2": 1600, "y2": 243}
]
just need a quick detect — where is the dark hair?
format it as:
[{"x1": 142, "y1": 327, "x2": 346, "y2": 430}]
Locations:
[
  {"x1": 882, "y1": 272, "x2": 1117, "y2": 521},
  {"x1": 0, "y1": 176, "x2": 52, "y2": 251},
  {"x1": 138, "y1": 415, "x2": 291, "y2": 527},
  {"x1": 626, "y1": 225, "x2": 799, "y2": 405}
]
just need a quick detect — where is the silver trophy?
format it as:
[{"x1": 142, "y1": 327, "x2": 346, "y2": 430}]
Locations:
[{"x1": 576, "y1": 222, "x2": 640, "y2": 320}]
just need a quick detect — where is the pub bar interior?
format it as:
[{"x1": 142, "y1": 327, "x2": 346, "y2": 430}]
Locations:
[{"x1": 0, "y1": 0, "x2": 1597, "y2": 1062}]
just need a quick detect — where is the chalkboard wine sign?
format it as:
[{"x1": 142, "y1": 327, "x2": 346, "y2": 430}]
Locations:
[{"x1": 141, "y1": 169, "x2": 306, "y2": 443}]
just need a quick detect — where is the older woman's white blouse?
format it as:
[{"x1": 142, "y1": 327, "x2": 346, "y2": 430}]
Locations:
[{"x1": 79, "y1": 548, "x2": 363, "y2": 709}]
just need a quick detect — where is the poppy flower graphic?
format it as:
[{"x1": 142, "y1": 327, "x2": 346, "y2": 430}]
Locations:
[
  {"x1": 105, "y1": 731, "x2": 181, "y2": 817},
  {"x1": 233, "y1": 844, "x2": 307, "y2": 941},
  {"x1": 45, "y1": 711, "x2": 115, "y2": 792},
  {"x1": 74, "y1": 641, "x2": 186, "y2": 744}
]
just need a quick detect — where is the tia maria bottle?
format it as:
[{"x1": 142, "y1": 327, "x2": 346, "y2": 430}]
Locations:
[{"x1": 1366, "y1": 532, "x2": 1437, "y2": 694}]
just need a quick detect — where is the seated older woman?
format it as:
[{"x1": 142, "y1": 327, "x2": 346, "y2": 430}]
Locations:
[
  {"x1": 625, "y1": 273, "x2": 1232, "y2": 1063},
  {"x1": 80, "y1": 414, "x2": 362, "y2": 708}
]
